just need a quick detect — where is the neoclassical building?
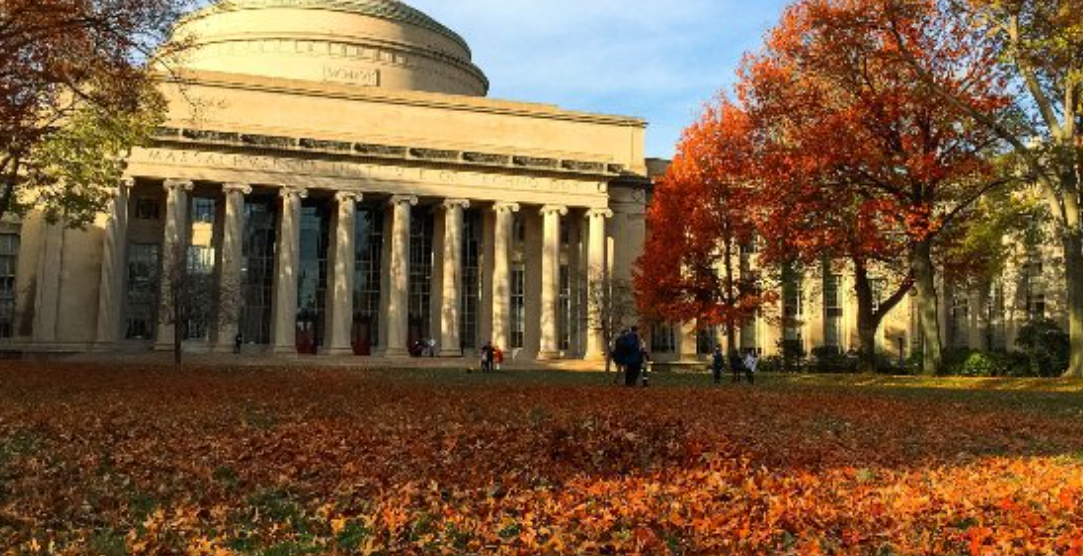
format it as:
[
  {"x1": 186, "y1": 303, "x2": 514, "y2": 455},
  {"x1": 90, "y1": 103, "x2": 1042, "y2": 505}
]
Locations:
[
  {"x1": 2, "y1": 0, "x2": 1062, "y2": 365},
  {"x1": 1, "y1": 0, "x2": 651, "y2": 360}
]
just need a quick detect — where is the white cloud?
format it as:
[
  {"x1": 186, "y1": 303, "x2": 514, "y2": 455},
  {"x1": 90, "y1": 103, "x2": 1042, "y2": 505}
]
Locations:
[{"x1": 409, "y1": 0, "x2": 790, "y2": 157}]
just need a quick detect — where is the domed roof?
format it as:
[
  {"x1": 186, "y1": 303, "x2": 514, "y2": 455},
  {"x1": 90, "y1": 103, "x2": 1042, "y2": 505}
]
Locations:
[
  {"x1": 219, "y1": 0, "x2": 470, "y2": 52},
  {"x1": 175, "y1": 0, "x2": 489, "y2": 96}
]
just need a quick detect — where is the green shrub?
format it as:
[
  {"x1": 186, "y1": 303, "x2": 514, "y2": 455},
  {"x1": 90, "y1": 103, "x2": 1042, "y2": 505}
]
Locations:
[
  {"x1": 810, "y1": 346, "x2": 858, "y2": 374},
  {"x1": 1016, "y1": 319, "x2": 1070, "y2": 377}
]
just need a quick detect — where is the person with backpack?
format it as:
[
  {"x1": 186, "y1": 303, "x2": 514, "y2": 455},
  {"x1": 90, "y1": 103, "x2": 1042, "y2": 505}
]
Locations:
[{"x1": 618, "y1": 326, "x2": 645, "y2": 387}]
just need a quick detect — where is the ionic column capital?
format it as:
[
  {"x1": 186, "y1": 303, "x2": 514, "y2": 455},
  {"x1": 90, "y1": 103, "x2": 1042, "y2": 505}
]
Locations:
[
  {"x1": 587, "y1": 207, "x2": 614, "y2": 219},
  {"x1": 223, "y1": 182, "x2": 253, "y2": 196},
  {"x1": 540, "y1": 204, "x2": 568, "y2": 217},
  {"x1": 389, "y1": 194, "x2": 419, "y2": 207},
  {"x1": 279, "y1": 185, "x2": 308, "y2": 200},
  {"x1": 440, "y1": 198, "x2": 471, "y2": 211},
  {"x1": 335, "y1": 191, "x2": 363, "y2": 204},
  {"x1": 493, "y1": 202, "x2": 520, "y2": 214},
  {"x1": 119, "y1": 177, "x2": 135, "y2": 190},
  {"x1": 163, "y1": 179, "x2": 194, "y2": 192}
]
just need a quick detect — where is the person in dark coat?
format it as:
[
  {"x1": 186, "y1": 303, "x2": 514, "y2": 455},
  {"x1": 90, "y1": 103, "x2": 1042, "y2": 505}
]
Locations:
[
  {"x1": 481, "y1": 342, "x2": 495, "y2": 373},
  {"x1": 712, "y1": 346, "x2": 725, "y2": 385},
  {"x1": 620, "y1": 327, "x2": 646, "y2": 387},
  {"x1": 729, "y1": 351, "x2": 744, "y2": 383}
]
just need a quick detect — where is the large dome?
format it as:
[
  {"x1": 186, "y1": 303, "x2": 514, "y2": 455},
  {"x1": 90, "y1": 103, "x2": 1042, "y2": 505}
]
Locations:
[{"x1": 173, "y1": 0, "x2": 489, "y2": 96}]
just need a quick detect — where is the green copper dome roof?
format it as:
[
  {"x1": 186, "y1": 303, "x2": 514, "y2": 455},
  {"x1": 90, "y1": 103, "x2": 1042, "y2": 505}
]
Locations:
[{"x1": 212, "y1": 0, "x2": 470, "y2": 52}]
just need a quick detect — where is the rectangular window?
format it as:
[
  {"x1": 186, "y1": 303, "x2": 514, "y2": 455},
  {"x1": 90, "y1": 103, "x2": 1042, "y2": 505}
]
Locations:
[
  {"x1": 651, "y1": 324, "x2": 676, "y2": 354},
  {"x1": 696, "y1": 326, "x2": 718, "y2": 355},
  {"x1": 1027, "y1": 293, "x2": 1046, "y2": 320},
  {"x1": 511, "y1": 263, "x2": 526, "y2": 349},
  {"x1": 950, "y1": 292, "x2": 969, "y2": 348},
  {"x1": 191, "y1": 197, "x2": 216, "y2": 224},
  {"x1": 824, "y1": 273, "x2": 843, "y2": 351},
  {"x1": 297, "y1": 203, "x2": 330, "y2": 351},
  {"x1": 125, "y1": 242, "x2": 159, "y2": 340},
  {"x1": 240, "y1": 198, "x2": 277, "y2": 345},
  {"x1": 460, "y1": 210, "x2": 483, "y2": 350},
  {"x1": 870, "y1": 278, "x2": 886, "y2": 313},
  {"x1": 559, "y1": 264, "x2": 572, "y2": 351},
  {"x1": 353, "y1": 206, "x2": 384, "y2": 352},
  {"x1": 184, "y1": 197, "x2": 219, "y2": 341},
  {"x1": 134, "y1": 196, "x2": 160, "y2": 221},
  {"x1": 0, "y1": 234, "x2": 19, "y2": 339},
  {"x1": 408, "y1": 209, "x2": 435, "y2": 343}
]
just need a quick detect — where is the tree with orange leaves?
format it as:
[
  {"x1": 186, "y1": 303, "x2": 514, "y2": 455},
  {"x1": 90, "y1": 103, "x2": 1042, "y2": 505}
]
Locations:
[
  {"x1": 635, "y1": 100, "x2": 774, "y2": 360},
  {"x1": 739, "y1": 0, "x2": 1013, "y2": 374}
]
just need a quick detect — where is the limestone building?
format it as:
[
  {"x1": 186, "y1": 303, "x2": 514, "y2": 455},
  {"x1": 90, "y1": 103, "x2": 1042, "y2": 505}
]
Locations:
[{"x1": 1, "y1": 0, "x2": 650, "y2": 360}]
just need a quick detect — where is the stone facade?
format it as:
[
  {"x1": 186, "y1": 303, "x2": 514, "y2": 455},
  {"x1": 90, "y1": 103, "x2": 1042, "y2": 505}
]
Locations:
[{"x1": 0, "y1": 0, "x2": 1066, "y2": 363}]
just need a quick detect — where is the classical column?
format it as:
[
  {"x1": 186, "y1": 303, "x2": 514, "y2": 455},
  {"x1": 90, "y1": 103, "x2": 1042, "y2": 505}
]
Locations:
[
  {"x1": 325, "y1": 191, "x2": 362, "y2": 356},
  {"x1": 214, "y1": 182, "x2": 251, "y2": 352},
  {"x1": 94, "y1": 178, "x2": 133, "y2": 351},
  {"x1": 385, "y1": 195, "x2": 418, "y2": 357},
  {"x1": 32, "y1": 216, "x2": 64, "y2": 345},
  {"x1": 491, "y1": 203, "x2": 519, "y2": 352},
  {"x1": 271, "y1": 186, "x2": 307, "y2": 355},
  {"x1": 438, "y1": 199, "x2": 470, "y2": 356},
  {"x1": 585, "y1": 208, "x2": 613, "y2": 360},
  {"x1": 539, "y1": 205, "x2": 567, "y2": 359},
  {"x1": 155, "y1": 179, "x2": 194, "y2": 351}
]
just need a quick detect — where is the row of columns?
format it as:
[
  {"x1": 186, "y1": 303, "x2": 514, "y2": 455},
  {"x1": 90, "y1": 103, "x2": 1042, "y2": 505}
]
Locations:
[{"x1": 95, "y1": 179, "x2": 614, "y2": 359}]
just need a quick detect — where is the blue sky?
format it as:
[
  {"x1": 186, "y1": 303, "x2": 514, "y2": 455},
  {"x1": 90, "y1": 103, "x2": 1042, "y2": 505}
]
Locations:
[{"x1": 409, "y1": 0, "x2": 792, "y2": 158}]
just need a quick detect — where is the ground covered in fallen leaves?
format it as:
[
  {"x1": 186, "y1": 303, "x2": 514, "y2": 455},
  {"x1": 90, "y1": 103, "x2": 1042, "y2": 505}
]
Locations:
[{"x1": 1, "y1": 364, "x2": 1082, "y2": 555}]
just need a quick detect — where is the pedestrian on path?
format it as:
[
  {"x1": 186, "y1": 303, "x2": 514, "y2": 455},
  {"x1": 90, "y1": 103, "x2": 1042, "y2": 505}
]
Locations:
[
  {"x1": 743, "y1": 351, "x2": 759, "y2": 385},
  {"x1": 712, "y1": 346, "x2": 724, "y2": 385}
]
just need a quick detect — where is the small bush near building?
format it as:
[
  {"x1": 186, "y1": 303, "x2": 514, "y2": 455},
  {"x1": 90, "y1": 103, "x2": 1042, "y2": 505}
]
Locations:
[
  {"x1": 1016, "y1": 318, "x2": 1071, "y2": 377},
  {"x1": 810, "y1": 346, "x2": 859, "y2": 374}
]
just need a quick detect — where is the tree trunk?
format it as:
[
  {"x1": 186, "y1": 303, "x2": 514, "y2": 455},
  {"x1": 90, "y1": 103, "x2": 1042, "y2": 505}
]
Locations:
[
  {"x1": 911, "y1": 240, "x2": 942, "y2": 375},
  {"x1": 853, "y1": 264, "x2": 879, "y2": 374},
  {"x1": 1063, "y1": 230, "x2": 1083, "y2": 377}
]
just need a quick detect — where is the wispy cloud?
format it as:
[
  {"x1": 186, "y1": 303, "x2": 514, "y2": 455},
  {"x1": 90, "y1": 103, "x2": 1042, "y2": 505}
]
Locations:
[{"x1": 409, "y1": 0, "x2": 791, "y2": 157}]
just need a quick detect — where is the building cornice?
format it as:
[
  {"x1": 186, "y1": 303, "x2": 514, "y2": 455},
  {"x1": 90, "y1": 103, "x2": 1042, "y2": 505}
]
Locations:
[
  {"x1": 157, "y1": 70, "x2": 647, "y2": 129},
  {"x1": 151, "y1": 126, "x2": 640, "y2": 180}
]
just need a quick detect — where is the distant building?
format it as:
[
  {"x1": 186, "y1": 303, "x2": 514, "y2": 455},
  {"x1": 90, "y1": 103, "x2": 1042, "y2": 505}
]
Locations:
[{"x1": 1, "y1": 0, "x2": 650, "y2": 360}]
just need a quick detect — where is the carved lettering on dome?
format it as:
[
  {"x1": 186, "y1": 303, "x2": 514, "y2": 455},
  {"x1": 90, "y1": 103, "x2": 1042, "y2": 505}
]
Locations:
[
  {"x1": 322, "y1": 66, "x2": 380, "y2": 86},
  {"x1": 409, "y1": 148, "x2": 459, "y2": 162}
]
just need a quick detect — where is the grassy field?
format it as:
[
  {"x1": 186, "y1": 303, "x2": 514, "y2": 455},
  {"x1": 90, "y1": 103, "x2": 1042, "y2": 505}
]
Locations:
[{"x1": 1, "y1": 363, "x2": 1081, "y2": 555}]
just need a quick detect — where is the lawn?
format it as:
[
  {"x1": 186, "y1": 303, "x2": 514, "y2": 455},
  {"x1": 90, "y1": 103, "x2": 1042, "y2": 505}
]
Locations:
[{"x1": 1, "y1": 364, "x2": 1081, "y2": 555}]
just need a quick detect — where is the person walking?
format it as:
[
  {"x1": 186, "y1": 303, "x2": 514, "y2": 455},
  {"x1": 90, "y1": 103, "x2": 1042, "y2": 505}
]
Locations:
[
  {"x1": 729, "y1": 350, "x2": 744, "y2": 384},
  {"x1": 712, "y1": 346, "x2": 725, "y2": 385},
  {"x1": 480, "y1": 341, "x2": 494, "y2": 373},
  {"x1": 743, "y1": 350, "x2": 759, "y2": 385},
  {"x1": 618, "y1": 327, "x2": 645, "y2": 387},
  {"x1": 611, "y1": 329, "x2": 629, "y2": 385}
]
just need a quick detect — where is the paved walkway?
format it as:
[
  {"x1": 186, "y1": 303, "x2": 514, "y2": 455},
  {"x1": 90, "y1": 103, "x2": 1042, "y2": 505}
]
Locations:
[{"x1": 48, "y1": 351, "x2": 611, "y2": 372}]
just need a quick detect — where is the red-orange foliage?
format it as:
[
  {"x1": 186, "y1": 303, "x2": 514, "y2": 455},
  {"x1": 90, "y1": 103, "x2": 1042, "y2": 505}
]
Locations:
[
  {"x1": 1, "y1": 364, "x2": 1082, "y2": 555},
  {"x1": 635, "y1": 101, "x2": 773, "y2": 350},
  {"x1": 737, "y1": 0, "x2": 1011, "y2": 373}
]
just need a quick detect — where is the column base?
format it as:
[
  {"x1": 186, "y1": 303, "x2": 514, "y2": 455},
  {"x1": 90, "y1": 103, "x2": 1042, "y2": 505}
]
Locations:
[
  {"x1": 537, "y1": 351, "x2": 562, "y2": 361},
  {"x1": 383, "y1": 347, "x2": 410, "y2": 357},
  {"x1": 91, "y1": 342, "x2": 117, "y2": 353},
  {"x1": 321, "y1": 346, "x2": 355, "y2": 357},
  {"x1": 271, "y1": 345, "x2": 298, "y2": 356}
]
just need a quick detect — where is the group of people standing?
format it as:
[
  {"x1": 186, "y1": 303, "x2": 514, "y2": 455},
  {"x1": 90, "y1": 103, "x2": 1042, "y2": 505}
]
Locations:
[
  {"x1": 712, "y1": 346, "x2": 759, "y2": 385},
  {"x1": 610, "y1": 327, "x2": 760, "y2": 387},
  {"x1": 611, "y1": 327, "x2": 650, "y2": 387}
]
